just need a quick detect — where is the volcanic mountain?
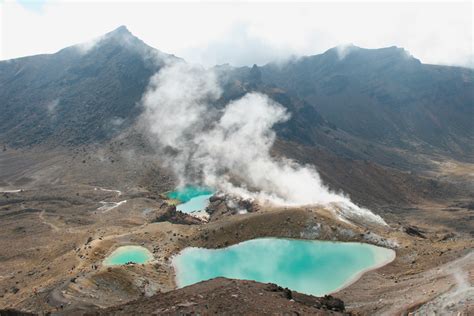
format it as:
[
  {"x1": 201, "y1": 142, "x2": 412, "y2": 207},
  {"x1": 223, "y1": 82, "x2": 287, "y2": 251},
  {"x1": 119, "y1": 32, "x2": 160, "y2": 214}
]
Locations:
[
  {"x1": 1, "y1": 26, "x2": 472, "y2": 161},
  {"x1": 0, "y1": 26, "x2": 177, "y2": 146}
]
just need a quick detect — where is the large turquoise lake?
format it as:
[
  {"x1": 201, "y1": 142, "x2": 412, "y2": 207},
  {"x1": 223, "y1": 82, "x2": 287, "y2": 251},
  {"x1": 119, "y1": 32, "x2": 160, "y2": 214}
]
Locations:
[
  {"x1": 103, "y1": 246, "x2": 153, "y2": 266},
  {"x1": 167, "y1": 186, "x2": 214, "y2": 213},
  {"x1": 173, "y1": 238, "x2": 395, "y2": 296}
]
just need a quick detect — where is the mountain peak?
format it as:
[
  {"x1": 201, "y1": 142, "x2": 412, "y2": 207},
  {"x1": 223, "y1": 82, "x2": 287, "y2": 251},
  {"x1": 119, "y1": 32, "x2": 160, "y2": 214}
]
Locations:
[
  {"x1": 105, "y1": 25, "x2": 135, "y2": 41},
  {"x1": 62, "y1": 25, "x2": 145, "y2": 57},
  {"x1": 109, "y1": 25, "x2": 132, "y2": 36},
  {"x1": 318, "y1": 44, "x2": 420, "y2": 65},
  {"x1": 97, "y1": 25, "x2": 155, "y2": 53}
]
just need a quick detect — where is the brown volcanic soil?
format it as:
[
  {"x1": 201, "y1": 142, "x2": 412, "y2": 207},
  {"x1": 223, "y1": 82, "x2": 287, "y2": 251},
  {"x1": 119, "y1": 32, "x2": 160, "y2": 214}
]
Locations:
[
  {"x1": 0, "y1": 145, "x2": 473, "y2": 315},
  {"x1": 83, "y1": 278, "x2": 346, "y2": 315},
  {"x1": 274, "y1": 140, "x2": 473, "y2": 213}
]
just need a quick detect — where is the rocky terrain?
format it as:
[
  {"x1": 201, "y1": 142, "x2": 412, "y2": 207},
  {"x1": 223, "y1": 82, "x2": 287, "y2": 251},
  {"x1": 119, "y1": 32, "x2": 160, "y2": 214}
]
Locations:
[
  {"x1": 88, "y1": 278, "x2": 347, "y2": 315},
  {"x1": 0, "y1": 26, "x2": 472, "y2": 315},
  {"x1": 0, "y1": 145, "x2": 472, "y2": 315}
]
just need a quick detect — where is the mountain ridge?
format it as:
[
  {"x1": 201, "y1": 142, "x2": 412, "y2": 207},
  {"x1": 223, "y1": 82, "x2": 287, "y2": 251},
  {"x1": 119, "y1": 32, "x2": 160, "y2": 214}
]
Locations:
[
  {"x1": 0, "y1": 26, "x2": 175, "y2": 146},
  {"x1": 257, "y1": 45, "x2": 474, "y2": 159},
  {"x1": 0, "y1": 26, "x2": 472, "y2": 165}
]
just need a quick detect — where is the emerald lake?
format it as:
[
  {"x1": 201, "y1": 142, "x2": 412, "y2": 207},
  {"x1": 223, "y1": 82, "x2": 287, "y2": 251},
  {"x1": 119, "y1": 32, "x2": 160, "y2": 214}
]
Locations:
[
  {"x1": 103, "y1": 246, "x2": 153, "y2": 266},
  {"x1": 172, "y1": 238, "x2": 395, "y2": 296},
  {"x1": 167, "y1": 185, "x2": 214, "y2": 213}
]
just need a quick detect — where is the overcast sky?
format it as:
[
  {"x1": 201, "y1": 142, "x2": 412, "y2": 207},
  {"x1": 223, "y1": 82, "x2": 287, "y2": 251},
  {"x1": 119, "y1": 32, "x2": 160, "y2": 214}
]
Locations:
[{"x1": 1, "y1": 0, "x2": 472, "y2": 67}]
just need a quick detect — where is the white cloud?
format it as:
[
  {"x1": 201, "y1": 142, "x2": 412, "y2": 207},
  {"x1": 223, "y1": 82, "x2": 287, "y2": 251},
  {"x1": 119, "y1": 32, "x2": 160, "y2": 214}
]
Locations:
[{"x1": 1, "y1": 1, "x2": 472, "y2": 67}]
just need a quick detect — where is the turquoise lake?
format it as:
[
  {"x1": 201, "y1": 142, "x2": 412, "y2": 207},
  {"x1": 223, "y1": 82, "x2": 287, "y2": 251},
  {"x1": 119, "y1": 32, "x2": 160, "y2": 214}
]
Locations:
[
  {"x1": 103, "y1": 246, "x2": 153, "y2": 266},
  {"x1": 172, "y1": 238, "x2": 395, "y2": 296},
  {"x1": 167, "y1": 185, "x2": 215, "y2": 213}
]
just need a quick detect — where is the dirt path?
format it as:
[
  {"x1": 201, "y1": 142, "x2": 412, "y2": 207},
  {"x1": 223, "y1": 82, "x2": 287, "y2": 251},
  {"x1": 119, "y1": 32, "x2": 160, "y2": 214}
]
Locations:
[
  {"x1": 94, "y1": 187, "x2": 122, "y2": 196},
  {"x1": 39, "y1": 210, "x2": 60, "y2": 232},
  {"x1": 97, "y1": 200, "x2": 127, "y2": 213}
]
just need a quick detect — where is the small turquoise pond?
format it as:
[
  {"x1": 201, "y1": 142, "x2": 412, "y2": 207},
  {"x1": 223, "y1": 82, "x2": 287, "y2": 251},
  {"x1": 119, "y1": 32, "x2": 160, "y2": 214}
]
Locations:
[
  {"x1": 167, "y1": 185, "x2": 215, "y2": 213},
  {"x1": 172, "y1": 238, "x2": 395, "y2": 296},
  {"x1": 103, "y1": 246, "x2": 153, "y2": 266}
]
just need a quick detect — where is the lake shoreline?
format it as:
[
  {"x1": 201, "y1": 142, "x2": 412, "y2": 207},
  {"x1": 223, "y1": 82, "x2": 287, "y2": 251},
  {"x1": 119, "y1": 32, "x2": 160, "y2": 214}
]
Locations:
[{"x1": 172, "y1": 237, "x2": 396, "y2": 295}]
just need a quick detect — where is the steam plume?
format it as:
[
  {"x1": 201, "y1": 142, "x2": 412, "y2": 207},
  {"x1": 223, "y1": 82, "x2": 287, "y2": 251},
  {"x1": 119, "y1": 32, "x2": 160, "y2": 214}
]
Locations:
[{"x1": 141, "y1": 60, "x2": 386, "y2": 225}]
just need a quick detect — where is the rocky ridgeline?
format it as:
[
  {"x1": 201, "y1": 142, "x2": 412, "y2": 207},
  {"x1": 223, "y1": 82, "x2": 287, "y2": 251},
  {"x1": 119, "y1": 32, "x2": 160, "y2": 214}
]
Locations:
[
  {"x1": 206, "y1": 195, "x2": 259, "y2": 221},
  {"x1": 90, "y1": 278, "x2": 347, "y2": 315},
  {"x1": 149, "y1": 194, "x2": 262, "y2": 225},
  {"x1": 151, "y1": 203, "x2": 202, "y2": 225}
]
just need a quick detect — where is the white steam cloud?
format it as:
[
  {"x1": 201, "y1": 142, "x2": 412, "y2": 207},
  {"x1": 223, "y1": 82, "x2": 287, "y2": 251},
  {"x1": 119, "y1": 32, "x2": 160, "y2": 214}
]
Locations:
[{"x1": 142, "y1": 61, "x2": 386, "y2": 225}]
